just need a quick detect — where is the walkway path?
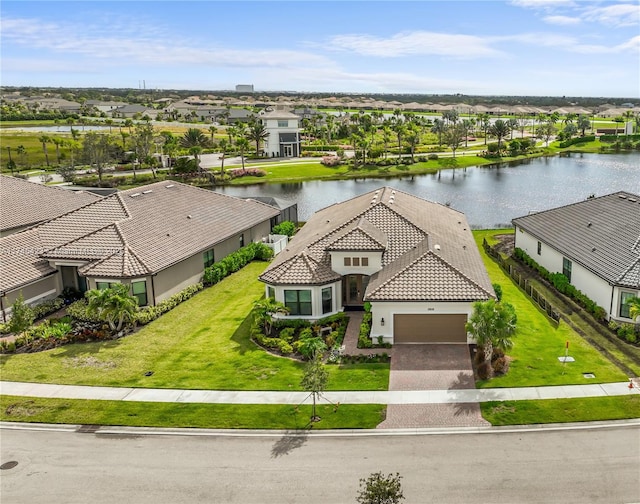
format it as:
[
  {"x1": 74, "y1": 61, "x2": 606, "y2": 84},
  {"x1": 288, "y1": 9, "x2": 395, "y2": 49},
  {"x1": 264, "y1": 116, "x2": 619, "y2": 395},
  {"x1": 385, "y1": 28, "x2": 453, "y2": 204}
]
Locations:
[{"x1": 1, "y1": 380, "x2": 637, "y2": 405}]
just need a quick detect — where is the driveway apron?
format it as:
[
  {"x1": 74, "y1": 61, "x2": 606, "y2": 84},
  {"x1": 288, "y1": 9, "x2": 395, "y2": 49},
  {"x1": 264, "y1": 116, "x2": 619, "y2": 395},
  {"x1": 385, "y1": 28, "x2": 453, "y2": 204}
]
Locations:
[{"x1": 378, "y1": 344, "x2": 490, "y2": 428}]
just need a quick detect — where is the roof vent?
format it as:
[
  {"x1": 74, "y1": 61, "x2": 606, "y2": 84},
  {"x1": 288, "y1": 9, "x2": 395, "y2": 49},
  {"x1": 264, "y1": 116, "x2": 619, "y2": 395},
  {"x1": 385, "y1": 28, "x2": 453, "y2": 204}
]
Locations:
[
  {"x1": 619, "y1": 194, "x2": 627, "y2": 199},
  {"x1": 629, "y1": 198, "x2": 637, "y2": 203},
  {"x1": 165, "y1": 184, "x2": 175, "y2": 188},
  {"x1": 187, "y1": 215, "x2": 192, "y2": 219},
  {"x1": 130, "y1": 193, "x2": 141, "y2": 198},
  {"x1": 434, "y1": 244, "x2": 441, "y2": 251},
  {"x1": 587, "y1": 222, "x2": 592, "y2": 227},
  {"x1": 592, "y1": 247, "x2": 596, "y2": 252},
  {"x1": 142, "y1": 190, "x2": 153, "y2": 194}
]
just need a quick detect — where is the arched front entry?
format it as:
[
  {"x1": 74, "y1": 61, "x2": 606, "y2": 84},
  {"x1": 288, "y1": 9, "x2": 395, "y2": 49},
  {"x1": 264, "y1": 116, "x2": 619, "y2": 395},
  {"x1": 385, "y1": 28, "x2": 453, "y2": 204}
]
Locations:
[{"x1": 342, "y1": 274, "x2": 369, "y2": 307}]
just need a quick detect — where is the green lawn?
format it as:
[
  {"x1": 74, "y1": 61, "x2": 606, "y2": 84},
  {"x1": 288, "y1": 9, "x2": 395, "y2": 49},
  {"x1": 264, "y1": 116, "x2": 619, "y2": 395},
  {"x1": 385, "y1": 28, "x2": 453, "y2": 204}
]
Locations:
[
  {"x1": 0, "y1": 395, "x2": 386, "y2": 429},
  {"x1": 0, "y1": 262, "x2": 389, "y2": 391},
  {"x1": 473, "y1": 230, "x2": 629, "y2": 388},
  {"x1": 481, "y1": 396, "x2": 640, "y2": 425}
]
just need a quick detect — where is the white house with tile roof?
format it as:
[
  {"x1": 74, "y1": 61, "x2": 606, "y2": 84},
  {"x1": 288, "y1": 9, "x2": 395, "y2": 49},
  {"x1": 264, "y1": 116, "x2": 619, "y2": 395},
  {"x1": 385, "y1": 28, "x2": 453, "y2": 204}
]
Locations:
[
  {"x1": 260, "y1": 187, "x2": 495, "y2": 344},
  {"x1": 513, "y1": 191, "x2": 640, "y2": 323},
  {"x1": 0, "y1": 181, "x2": 279, "y2": 321},
  {"x1": 260, "y1": 109, "x2": 301, "y2": 158}
]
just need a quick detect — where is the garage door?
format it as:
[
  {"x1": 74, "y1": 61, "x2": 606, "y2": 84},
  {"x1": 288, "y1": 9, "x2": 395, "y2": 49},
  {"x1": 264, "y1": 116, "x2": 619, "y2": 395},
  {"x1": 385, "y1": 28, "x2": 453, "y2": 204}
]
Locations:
[{"x1": 393, "y1": 314, "x2": 467, "y2": 343}]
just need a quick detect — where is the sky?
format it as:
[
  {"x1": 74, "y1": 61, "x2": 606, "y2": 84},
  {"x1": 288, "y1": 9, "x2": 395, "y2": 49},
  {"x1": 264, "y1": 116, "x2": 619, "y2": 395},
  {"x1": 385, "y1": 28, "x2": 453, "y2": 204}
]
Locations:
[{"x1": 1, "y1": 1, "x2": 639, "y2": 98}]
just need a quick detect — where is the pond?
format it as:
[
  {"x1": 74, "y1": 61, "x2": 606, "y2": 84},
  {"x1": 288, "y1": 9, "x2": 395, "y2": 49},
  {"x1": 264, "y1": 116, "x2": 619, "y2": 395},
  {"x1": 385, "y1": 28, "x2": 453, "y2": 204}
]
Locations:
[{"x1": 215, "y1": 153, "x2": 640, "y2": 228}]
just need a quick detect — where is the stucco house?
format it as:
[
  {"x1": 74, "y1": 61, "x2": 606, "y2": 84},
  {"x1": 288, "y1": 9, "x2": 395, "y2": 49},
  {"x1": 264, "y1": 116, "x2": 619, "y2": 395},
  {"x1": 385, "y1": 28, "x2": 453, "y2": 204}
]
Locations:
[
  {"x1": 512, "y1": 191, "x2": 640, "y2": 323},
  {"x1": 260, "y1": 109, "x2": 301, "y2": 158},
  {"x1": 0, "y1": 175, "x2": 101, "y2": 237},
  {"x1": 0, "y1": 181, "x2": 279, "y2": 321},
  {"x1": 259, "y1": 187, "x2": 494, "y2": 344}
]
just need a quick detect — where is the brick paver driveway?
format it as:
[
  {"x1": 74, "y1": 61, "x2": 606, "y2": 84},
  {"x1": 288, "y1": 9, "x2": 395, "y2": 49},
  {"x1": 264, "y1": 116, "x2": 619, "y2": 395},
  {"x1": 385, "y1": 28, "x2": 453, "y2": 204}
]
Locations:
[{"x1": 378, "y1": 344, "x2": 490, "y2": 429}]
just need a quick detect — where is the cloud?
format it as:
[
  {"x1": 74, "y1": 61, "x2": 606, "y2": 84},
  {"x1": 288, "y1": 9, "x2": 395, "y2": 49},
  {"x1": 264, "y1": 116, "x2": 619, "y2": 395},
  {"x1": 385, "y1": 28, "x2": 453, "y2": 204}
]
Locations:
[
  {"x1": 582, "y1": 3, "x2": 640, "y2": 27},
  {"x1": 0, "y1": 16, "x2": 332, "y2": 70},
  {"x1": 510, "y1": 0, "x2": 576, "y2": 10},
  {"x1": 325, "y1": 31, "x2": 505, "y2": 58},
  {"x1": 543, "y1": 15, "x2": 581, "y2": 25}
]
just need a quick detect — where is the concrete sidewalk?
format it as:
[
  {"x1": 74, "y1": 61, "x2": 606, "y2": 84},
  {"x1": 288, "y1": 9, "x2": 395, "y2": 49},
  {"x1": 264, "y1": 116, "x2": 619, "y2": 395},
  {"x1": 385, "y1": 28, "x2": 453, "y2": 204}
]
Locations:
[{"x1": 1, "y1": 380, "x2": 637, "y2": 405}]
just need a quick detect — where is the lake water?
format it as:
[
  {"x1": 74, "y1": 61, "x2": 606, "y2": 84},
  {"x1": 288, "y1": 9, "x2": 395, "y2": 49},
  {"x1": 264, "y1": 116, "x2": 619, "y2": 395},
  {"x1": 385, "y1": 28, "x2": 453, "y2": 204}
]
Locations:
[
  {"x1": 216, "y1": 153, "x2": 640, "y2": 228},
  {"x1": 3, "y1": 125, "x2": 112, "y2": 133}
]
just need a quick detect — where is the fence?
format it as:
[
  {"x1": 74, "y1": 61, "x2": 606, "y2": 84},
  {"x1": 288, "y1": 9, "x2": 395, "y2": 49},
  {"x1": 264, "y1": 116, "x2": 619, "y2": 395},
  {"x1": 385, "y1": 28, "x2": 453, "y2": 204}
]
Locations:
[{"x1": 483, "y1": 239, "x2": 560, "y2": 322}]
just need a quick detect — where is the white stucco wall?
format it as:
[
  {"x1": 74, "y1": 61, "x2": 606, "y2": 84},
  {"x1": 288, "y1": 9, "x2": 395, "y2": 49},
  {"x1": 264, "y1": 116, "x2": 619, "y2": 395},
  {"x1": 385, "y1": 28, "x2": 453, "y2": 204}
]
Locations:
[
  {"x1": 370, "y1": 301, "x2": 475, "y2": 343},
  {"x1": 515, "y1": 226, "x2": 614, "y2": 318},
  {"x1": 264, "y1": 117, "x2": 300, "y2": 157},
  {"x1": 612, "y1": 287, "x2": 640, "y2": 322},
  {"x1": 266, "y1": 281, "x2": 342, "y2": 320},
  {"x1": 330, "y1": 251, "x2": 383, "y2": 276}
]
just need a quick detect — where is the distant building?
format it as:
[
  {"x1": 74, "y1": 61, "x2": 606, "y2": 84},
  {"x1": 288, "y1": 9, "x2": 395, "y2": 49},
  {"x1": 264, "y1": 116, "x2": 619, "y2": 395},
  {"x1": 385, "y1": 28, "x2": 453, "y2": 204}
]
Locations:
[
  {"x1": 236, "y1": 84, "x2": 254, "y2": 93},
  {"x1": 260, "y1": 109, "x2": 301, "y2": 158}
]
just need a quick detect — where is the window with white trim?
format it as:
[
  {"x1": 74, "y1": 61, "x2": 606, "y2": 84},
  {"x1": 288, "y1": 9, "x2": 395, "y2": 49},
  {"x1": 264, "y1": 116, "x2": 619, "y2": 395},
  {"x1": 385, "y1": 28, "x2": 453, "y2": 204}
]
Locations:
[
  {"x1": 322, "y1": 287, "x2": 332, "y2": 314},
  {"x1": 620, "y1": 292, "x2": 636, "y2": 319},
  {"x1": 284, "y1": 289, "x2": 312, "y2": 316},
  {"x1": 131, "y1": 280, "x2": 148, "y2": 306}
]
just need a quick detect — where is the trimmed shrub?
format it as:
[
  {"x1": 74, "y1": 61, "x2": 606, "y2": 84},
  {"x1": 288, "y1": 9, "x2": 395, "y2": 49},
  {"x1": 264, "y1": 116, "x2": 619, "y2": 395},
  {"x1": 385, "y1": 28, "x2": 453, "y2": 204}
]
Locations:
[
  {"x1": 203, "y1": 243, "x2": 272, "y2": 286},
  {"x1": 135, "y1": 283, "x2": 203, "y2": 325},
  {"x1": 8, "y1": 294, "x2": 34, "y2": 334},
  {"x1": 271, "y1": 221, "x2": 296, "y2": 237}
]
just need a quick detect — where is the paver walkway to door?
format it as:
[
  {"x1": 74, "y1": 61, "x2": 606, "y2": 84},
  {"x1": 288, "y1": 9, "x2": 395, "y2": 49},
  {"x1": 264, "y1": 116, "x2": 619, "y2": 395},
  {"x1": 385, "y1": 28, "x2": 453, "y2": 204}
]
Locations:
[{"x1": 378, "y1": 344, "x2": 490, "y2": 429}]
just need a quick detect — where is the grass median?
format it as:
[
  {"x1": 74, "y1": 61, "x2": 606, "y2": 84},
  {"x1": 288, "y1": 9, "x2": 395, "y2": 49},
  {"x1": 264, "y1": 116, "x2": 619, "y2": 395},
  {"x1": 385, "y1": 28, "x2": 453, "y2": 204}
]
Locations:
[
  {"x1": 0, "y1": 395, "x2": 387, "y2": 430},
  {"x1": 481, "y1": 395, "x2": 640, "y2": 425}
]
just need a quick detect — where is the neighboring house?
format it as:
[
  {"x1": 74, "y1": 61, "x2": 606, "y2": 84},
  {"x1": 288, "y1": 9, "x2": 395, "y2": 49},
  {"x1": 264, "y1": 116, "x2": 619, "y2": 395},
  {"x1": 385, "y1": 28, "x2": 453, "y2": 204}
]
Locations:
[
  {"x1": 85, "y1": 100, "x2": 128, "y2": 114},
  {"x1": 259, "y1": 187, "x2": 494, "y2": 344},
  {"x1": 0, "y1": 175, "x2": 101, "y2": 237},
  {"x1": 260, "y1": 110, "x2": 301, "y2": 158},
  {"x1": 111, "y1": 104, "x2": 156, "y2": 119},
  {"x1": 0, "y1": 181, "x2": 279, "y2": 321},
  {"x1": 244, "y1": 196, "x2": 298, "y2": 225},
  {"x1": 512, "y1": 191, "x2": 640, "y2": 323}
]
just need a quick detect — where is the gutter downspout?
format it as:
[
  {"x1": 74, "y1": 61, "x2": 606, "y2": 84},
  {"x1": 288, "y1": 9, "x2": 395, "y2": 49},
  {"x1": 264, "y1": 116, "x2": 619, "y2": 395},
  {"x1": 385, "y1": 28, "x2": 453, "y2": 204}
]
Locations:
[{"x1": 150, "y1": 275, "x2": 157, "y2": 306}]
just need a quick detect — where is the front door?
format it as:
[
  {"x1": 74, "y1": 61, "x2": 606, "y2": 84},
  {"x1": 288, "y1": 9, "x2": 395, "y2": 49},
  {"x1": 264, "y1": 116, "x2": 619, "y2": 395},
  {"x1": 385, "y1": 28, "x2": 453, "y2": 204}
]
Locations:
[
  {"x1": 283, "y1": 144, "x2": 293, "y2": 157},
  {"x1": 343, "y1": 274, "x2": 369, "y2": 306}
]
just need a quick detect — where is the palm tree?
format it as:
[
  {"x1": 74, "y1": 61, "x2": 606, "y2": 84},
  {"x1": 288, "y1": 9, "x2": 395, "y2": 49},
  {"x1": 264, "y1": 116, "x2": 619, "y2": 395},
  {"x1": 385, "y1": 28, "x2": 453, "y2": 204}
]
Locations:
[
  {"x1": 431, "y1": 118, "x2": 445, "y2": 146},
  {"x1": 253, "y1": 298, "x2": 289, "y2": 336},
  {"x1": 489, "y1": 119, "x2": 510, "y2": 152},
  {"x1": 52, "y1": 137, "x2": 64, "y2": 165},
  {"x1": 86, "y1": 284, "x2": 138, "y2": 332},
  {"x1": 465, "y1": 299, "x2": 517, "y2": 379},
  {"x1": 476, "y1": 113, "x2": 491, "y2": 145},
  {"x1": 39, "y1": 135, "x2": 51, "y2": 167},
  {"x1": 381, "y1": 126, "x2": 393, "y2": 160},
  {"x1": 577, "y1": 115, "x2": 591, "y2": 136},
  {"x1": 16, "y1": 145, "x2": 27, "y2": 168},
  {"x1": 235, "y1": 137, "x2": 250, "y2": 173},
  {"x1": 247, "y1": 120, "x2": 269, "y2": 156},
  {"x1": 180, "y1": 128, "x2": 211, "y2": 171},
  {"x1": 391, "y1": 118, "x2": 406, "y2": 164},
  {"x1": 208, "y1": 125, "x2": 217, "y2": 143},
  {"x1": 124, "y1": 119, "x2": 134, "y2": 134},
  {"x1": 105, "y1": 119, "x2": 114, "y2": 133},
  {"x1": 217, "y1": 138, "x2": 229, "y2": 175}
]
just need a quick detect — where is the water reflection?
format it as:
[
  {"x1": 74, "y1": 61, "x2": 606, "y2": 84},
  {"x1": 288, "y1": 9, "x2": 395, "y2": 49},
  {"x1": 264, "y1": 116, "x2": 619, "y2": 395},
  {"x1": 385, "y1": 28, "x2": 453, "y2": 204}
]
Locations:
[{"x1": 220, "y1": 152, "x2": 638, "y2": 228}]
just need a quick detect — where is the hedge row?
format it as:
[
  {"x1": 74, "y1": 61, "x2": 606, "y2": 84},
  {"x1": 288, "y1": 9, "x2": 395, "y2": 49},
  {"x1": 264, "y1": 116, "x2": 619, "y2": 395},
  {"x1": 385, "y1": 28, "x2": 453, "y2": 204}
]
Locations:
[
  {"x1": 558, "y1": 135, "x2": 595, "y2": 148},
  {"x1": 136, "y1": 283, "x2": 204, "y2": 324},
  {"x1": 512, "y1": 248, "x2": 607, "y2": 321},
  {"x1": 203, "y1": 242, "x2": 273, "y2": 286},
  {"x1": 599, "y1": 133, "x2": 640, "y2": 142}
]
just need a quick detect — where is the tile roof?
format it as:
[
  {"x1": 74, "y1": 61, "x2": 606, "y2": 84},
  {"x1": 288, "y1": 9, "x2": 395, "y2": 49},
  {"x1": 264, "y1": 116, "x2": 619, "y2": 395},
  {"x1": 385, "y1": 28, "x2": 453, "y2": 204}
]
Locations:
[
  {"x1": 326, "y1": 218, "x2": 387, "y2": 251},
  {"x1": 260, "y1": 187, "x2": 494, "y2": 302},
  {"x1": 513, "y1": 191, "x2": 640, "y2": 288},
  {"x1": 259, "y1": 252, "x2": 340, "y2": 285},
  {"x1": 0, "y1": 182, "x2": 279, "y2": 291},
  {"x1": 0, "y1": 229, "x2": 57, "y2": 293},
  {"x1": 0, "y1": 175, "x2": 101, "y2": 233},
  {"x1": 366, "y1": 240, "x2": 493, "y2": 302}
]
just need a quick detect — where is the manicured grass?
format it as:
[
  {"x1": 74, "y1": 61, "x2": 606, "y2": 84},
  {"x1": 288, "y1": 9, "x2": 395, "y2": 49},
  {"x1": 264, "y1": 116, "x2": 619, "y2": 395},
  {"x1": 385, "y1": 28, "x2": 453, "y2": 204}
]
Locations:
[
  {"x1": 481, "y1": 396, "x2": 640, "y2": 425},
  {"x1": 473, "y1": 230, "x2": 629, "y2": 388},
  {"x1": 0, "y1": 395, "x2": 386, "y2": 429},
  {"x1": 0, "y1": 262, "x2": 389, "y2": 391}
]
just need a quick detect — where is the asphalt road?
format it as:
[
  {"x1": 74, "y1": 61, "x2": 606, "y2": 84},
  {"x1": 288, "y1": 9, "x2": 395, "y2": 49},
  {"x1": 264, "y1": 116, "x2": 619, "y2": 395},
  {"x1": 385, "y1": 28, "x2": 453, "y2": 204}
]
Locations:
[{"x1": 1, "y1": 423, "x2": 639, "y2": 504}]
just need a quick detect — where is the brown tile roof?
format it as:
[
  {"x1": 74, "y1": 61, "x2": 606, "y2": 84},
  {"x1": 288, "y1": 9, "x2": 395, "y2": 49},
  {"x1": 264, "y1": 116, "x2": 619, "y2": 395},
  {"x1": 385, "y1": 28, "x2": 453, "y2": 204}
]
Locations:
[
  {"x1": 260, "y1": 187, "x2": 494, "y2": 302},
  {"x1": 0, "y1": 175, "x2": 101, "y2": 233},
  {"x1": 0, "y1": 181, "x2": 279, "y2": 291},
  {"x1": 513, "y1": 191, "x2": 640, "y2": 288},
  {"x1": 366, "y1": 240, "x2": 493, "y2": 302},
  {"x1": 0, "y1": 229, "x2": 57, "y2": 293},
  {"x1": 326, "y1": 218, "x2": 387, "y2": 251},
  {"x1": 259, "y1": 251, "x2": 340, "y2": 285}
]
